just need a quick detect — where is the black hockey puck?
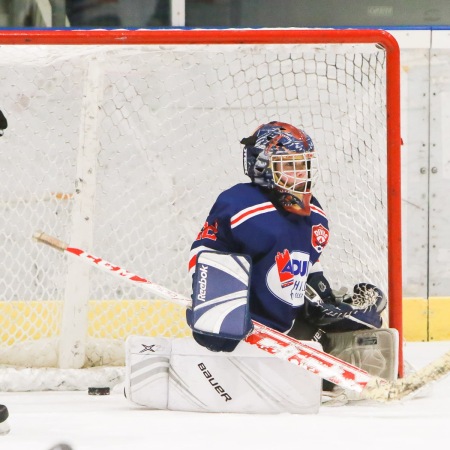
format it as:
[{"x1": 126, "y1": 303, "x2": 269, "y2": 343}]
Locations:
[
  {"x1": 0, "y1": 404, "x2": 10, "y2": 435},
  {"x1": 0, "y1": 404, "x2": 8, "y2": 423},
  {"x1": 48, "y1": 444, "x2": 73, "y2": 450},
  {"x1": 88, "y1": 387, "x2": 110, "y2": 395}
]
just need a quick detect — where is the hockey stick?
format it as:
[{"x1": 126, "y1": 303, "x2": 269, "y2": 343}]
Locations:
[{"x1": 33, "y1": 231, "x2": 450, "y2": 402}]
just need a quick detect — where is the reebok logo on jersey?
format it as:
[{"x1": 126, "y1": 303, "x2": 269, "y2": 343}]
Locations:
[
  {"x1": 197, "y1": 264, "x2": 208, "y2": 301},
  {"x1": 312, "y1": 224, "x2": 329, "y2": 252}
]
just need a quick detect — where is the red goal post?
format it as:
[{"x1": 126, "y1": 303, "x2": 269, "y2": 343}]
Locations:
[{"x1": 0, "y1": 29, "x2": 402, "y2": 387}]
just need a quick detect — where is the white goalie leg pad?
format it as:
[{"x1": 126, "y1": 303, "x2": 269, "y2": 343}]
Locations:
[
  {"x1": 125, "y1": 336, "x2": 321, "y2": 413},
  {"x1": 125, "y1": 335, "x2": 171, "y2": 409},
  {"x1": 168, "y1": 337, "x2": 321, "y2": 414},
  {"x1": 327, "y1": 328, "x2": 399, "y2": 382}
]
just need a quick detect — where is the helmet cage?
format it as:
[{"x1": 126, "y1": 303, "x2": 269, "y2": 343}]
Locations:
[{"x1": 270, "y1": 151, "x2": 318, "y2": 195}]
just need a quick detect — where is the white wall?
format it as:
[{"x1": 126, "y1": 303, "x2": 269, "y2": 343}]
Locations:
[{"x1": 390, "y1": 29, "x2": 450, "y2": 299}]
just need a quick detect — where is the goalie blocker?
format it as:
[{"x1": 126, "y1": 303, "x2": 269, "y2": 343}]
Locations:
[{"x1": 186, "y1": 251, "x2": 253, "y2": 352}]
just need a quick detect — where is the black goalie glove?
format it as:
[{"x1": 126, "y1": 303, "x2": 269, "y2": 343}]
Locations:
[
  {"x1": 343, "y1": 283, "x2": 387, "y2": 313},
  {"x1": 304, "y1": 275, "x2": 387, "y2": 328}
]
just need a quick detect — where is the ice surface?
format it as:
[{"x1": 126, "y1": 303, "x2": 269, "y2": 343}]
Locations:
[{"x1": 1, "y1": 341, "x2": 449, "y2": 450}]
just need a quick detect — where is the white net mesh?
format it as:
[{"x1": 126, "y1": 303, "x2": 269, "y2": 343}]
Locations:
[{"x1": 0, "y1": 39, "x2": 389, "y2": 386}]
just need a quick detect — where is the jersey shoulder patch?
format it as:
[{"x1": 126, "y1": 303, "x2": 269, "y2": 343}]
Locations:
[{"x1": 311, "y1": 223, "x2": 329, "y2": 252}]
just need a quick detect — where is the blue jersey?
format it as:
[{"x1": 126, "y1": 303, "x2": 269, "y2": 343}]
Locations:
[{"x1": 189, "y1": 183, "x2": 329, "y2": 333}]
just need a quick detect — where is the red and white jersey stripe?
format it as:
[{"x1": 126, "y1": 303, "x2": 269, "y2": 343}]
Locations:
[
  {"x1": 230, "y1": 202, "x2": 276, "y2": 229},
  {"x1": 310, "y1": 204, "x2": 326, "y2": 219}
]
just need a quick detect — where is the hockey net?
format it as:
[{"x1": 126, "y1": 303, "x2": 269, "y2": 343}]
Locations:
[{"x1": 0, "y1": 29, "x2": 401, "y2": 390}]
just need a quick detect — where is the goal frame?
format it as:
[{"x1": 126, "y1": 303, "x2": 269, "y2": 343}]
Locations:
[{"x1": 0, "y1": 28, "x2": 402, "y2": 374}]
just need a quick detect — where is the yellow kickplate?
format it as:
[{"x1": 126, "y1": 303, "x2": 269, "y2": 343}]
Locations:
[
  {"x1": 403, "y1": 297, "x2": 428, "y2": 342},
  {"x1": 403, "y1": 297, "x2": 450, "y2": 341},
  {"x1": 429, "y1": 297, "x2": 450, "y2": 341}
]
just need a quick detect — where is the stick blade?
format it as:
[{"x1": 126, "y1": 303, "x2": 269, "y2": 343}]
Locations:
[{"x1": 363, "y1": 349, "x2": 450, "y2": 402}]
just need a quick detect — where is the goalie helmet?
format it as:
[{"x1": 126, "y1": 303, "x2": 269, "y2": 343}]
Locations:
[{"x1": 241, "y1": 121, "x2": 317, "y2": 195}]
